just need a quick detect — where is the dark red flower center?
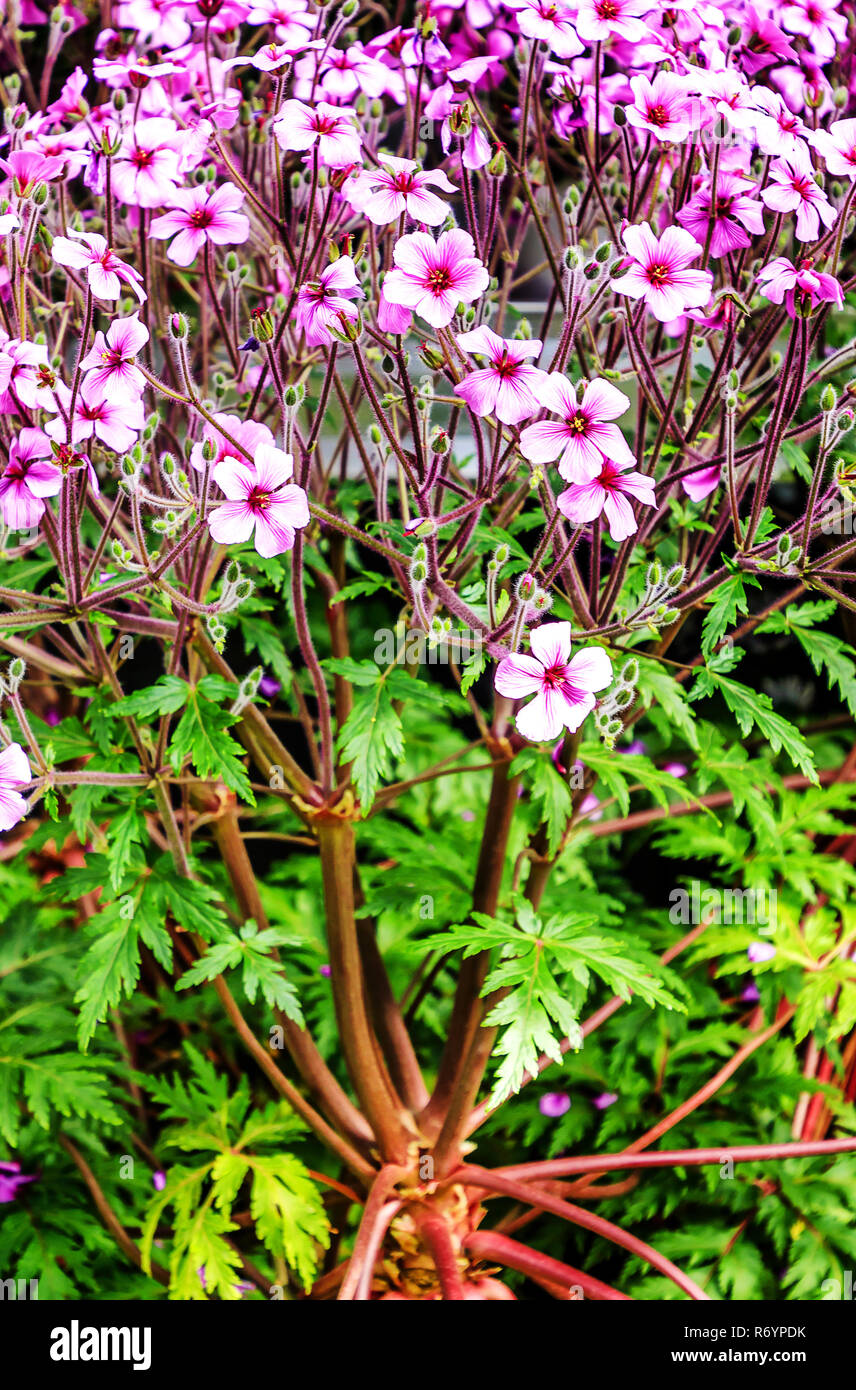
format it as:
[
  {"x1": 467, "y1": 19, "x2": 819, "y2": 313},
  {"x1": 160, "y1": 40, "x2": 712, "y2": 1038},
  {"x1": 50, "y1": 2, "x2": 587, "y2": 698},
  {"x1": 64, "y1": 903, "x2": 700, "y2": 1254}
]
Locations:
[
  {"x1": 569, "y1": 410, "x2": 589, "y2": 434},
  {"x1": 248, "y1": 486, "x2": 272, "y2": 513},
  {"x1": 647, "y1": 261, "x2": 671, "y2": 285},
  {"x1": 426, "y1": 265, "x2": 453, "y2": 293},
  {"x1": 542, "y1": 664, "x2": 567, "y2": 690},
  {"x1": 647, "y1": 104, "x2": 670, "y2": 127},
  {"x1": 189, "y1": 207, "x2": 213, "y2": 228}
]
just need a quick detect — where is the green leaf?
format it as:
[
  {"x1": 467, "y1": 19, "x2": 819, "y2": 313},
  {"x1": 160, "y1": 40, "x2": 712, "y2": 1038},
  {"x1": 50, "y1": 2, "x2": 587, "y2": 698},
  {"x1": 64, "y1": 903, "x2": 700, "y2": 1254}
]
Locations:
[
  {"x1": 511, "y1": 748, "x2": 573, "y2": 856},
  {"x1": 168, "y1": 688, "x2": 254, "y2": 803},
  {"x1": 112, "y1": 676, "x2": 190, "y2": 719},
  {"x1": 701, "y1": 572, "x2": 759, "y2": 658},
  {"x1": 689, "y1": 668, "x2": 818, "y2": 784}
]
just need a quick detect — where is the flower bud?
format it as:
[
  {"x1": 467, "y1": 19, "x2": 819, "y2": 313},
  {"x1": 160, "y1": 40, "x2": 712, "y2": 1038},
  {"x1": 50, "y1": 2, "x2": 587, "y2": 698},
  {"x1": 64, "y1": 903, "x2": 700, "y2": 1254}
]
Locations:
[{"x1": 169, "y1": 313, "x2": 189, "y2": 340}]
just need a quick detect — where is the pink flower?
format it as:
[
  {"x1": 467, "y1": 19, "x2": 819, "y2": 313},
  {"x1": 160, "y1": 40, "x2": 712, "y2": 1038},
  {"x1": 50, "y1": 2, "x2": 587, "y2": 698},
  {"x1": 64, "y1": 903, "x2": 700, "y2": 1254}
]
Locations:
[
  {"x1": 0, "y1": 429, "x2": 61, "y2": 529},
  {"x1": 756, "y1": 256, "x2": 844, "y2": 317},
  {"x1": 494, "y1": 622, "x2": 613, "y2": 742},
  {"x1": 80, "y1": 313, "x2": 149, "y2": 401},
  {"x1": 378, "y1": 287, "x2": 412, "y2": 334},
  {"x1": 737, "y1": 89, "x2": 810, "y2": 164},
  {"x1": 780, "y1": 0, "x2": 846, "y2": 59},
  {"x1": 677, "y1": 171, "x2": 766, "y2": 259},
  {"x1": 292, "y1": 256, "x2": 364, "y2": 347},
  {"x1": 811, "y1": 118, "x2": 856, "y2": 179},
  {"x1": 189, "y1": 412, "x2": 275, "y2": 474},
  {"x1": 208, "y1": 445, "x2": 310, "y2": 558},
  {"x1": 575, "y1": 0, "x2": 649, "y2": 41},
  {"x1": 149, "y1": 184, "x2": 250, "y2": 267},
  {"x1": 46, "y1": 377, "x2": 144, "y2": 453},
  {"x1": 382, "y1": 229, "x2": 489, "y2": 329},
  {"x1": 273, "y1": 100, "x2": 362, "y2": 168},
  {"x1": 0, "y1": 1158, "x2": 37, "y2": 1200},
  {"x1": 345, "y1": 157, "x2": 457, "y2": 227},
  {"x1": 519, "y1": 375, "x2": 634, "y2": 482},
  {"x1": 593, "y1": 1091, "x2": 618, "y2": 1110},
  {"x1": 0, "y1": 340, "x2": 63, "y2": 414},
  {"x1": 747, "y1": 941, "x2": 776, "y2": 963},
  {"x1": 0, "y1": 148, "x2": 66, "y2": 196},
  {"x1": 0, "y1": 743, "x2": 31, "y2": 831},
  {"x1": 611, "y1": 223, "x2": 713, "y2": 323},
  {"x1": 682, "y1": 464, "x2": 721, "y2": 502},
  {"x1": 51, "y1": 229, "x2": 146, "y2": 303},
  {"x1": 557, "y1": 457, "x2": 656, "y2": 542},
  {"x1": 739, "y1": 7, "x2": 798, "y2": 74},
  {"x1": 539, "y1": 1092, "x2": 571, "y2": 1118},
  {"x1": 111, "y1": 117, "x2": 182, "y2": 209},
  {"x1": 507, "y1": 0, "x2": 584, "y2": 57},
  {"x1": 455, "y1": 326, "x2": 546, "y2": 425},
  {"x1": 762, "y1": 158, "x2": 836, "y2": 242},
  {"x1": 625, "y1": 72, "x2": 696, "y2": 144}
]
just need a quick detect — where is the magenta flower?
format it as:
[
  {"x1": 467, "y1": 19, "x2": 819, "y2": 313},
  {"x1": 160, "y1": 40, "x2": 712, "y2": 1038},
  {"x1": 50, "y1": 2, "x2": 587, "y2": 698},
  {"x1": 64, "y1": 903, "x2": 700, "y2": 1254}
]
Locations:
[
  {"x1": 382, "y1": 229, "x2": 489, "y2": 329},
  {"x1": 508, "y1": 0, "x2": 584, "y2": 57},
  {"x1": 47, "y1": 377, "x2": 144, "y2": 454},
  {"x1": 455, "y1": 326, "x2": 546, "y2": 425},
  {"x1": 111, "y1": 117, "x2": 182, "y2": 209},
  {"x1": 0, "y1": 743, "x2": 31, "y2": 832},
  {"x1": 190, "y1": 413, "x2": 275, "y2": 474},
  {"x1": 0, "y1": 429, "x2": 62, "y2": 529},
  {"x1": 780, "y1": 0, "x2": 846, "y2": 59},
  {"x1": 611, "y1": 223, "x2": 713, "y2": 323},
  {"x1": 292, "y1": 256, "x2": 364, "y2": 347},
  {"x1": 757, "y1": 256, "x2": 844, "y2": 317},
  {"x1": 152, "y1": 1170, "x2": 167, "y2": 1192},
  {"x1": 494, "y1": 622, "x2": 613, "y2": 742},
  {"x1": 677, "y1": 172, "x2": 765, "y2": 259},
  {"x1": 345, "y1": 157, "x2": 457, "y2": 227},
  {"x1": 739, "y1": 89, "x2": 810, "y2": 164},
  {"x1": 739, "y1": 7, "x2": 798, "y2": 74},
  {"x1": 626, "y1": 72, "x2": 696, "y2": 144},
  {"x1": 208, "y1": 445, "x2": 310, "y2": 558},
  {"x1": 812, "y1": 119, "x2": 856, "y2": 179},
  {"x1": 557, "y1": 457, "x2": 656, "y2": 542},
  {"x1": 593, "y1": 1092, "x2": 618, "y2": 1110},
  {"x1": 519, "y1": 375, "x2": 634, "y2": 482},
  {"x1": 149, "y1": 184, "x2": 250, "y2": 267},
  {"x1": 747, "y1": 941, "x2": 776, "y2": 963},
  {"x1": 273, "y1": 100, "x2": 362, "y2": 168},
  {"x1": 0, "y1": 1158, "x2": 37, "y2": 1201},
  {"x1": 741, "y1": 983, "x2": 761, "y2": 1003},
  {"x1": 51, "y1": 230, "x2": 146, "y2": 303},
  {"x1": 576, "y1": 0, "x2": 649, "y2": 41},
  {"x1": 80, "y1": 313, "x2": 149, "y2": 402},
  {"x1": 539, "y1": 1092, "x2": 571, "y2": 1118},
  {"x1": 762, "y1": 158, "x2": 836, "y2": 242},
  {"x1": 0, "y1": 149, "x2": 66, "y2": 196},
  {"x1": 682, "y1": 464, "x2": 721, "y2": 502}
]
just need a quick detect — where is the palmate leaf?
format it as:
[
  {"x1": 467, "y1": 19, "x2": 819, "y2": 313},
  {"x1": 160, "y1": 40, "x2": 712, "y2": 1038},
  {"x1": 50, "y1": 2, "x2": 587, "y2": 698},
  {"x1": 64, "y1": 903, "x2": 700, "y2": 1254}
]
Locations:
[
  {"x1": 758, "y1": 602, "x2": 856, "y2": 718},
  {"x1": 431, "y1": 903, "x2": 685, "y2": 1107},
  {"x1": 177, "y1": 920, "x2": 303, "y2": 1024},
  {"x1": 578, "y1": 742, "x2": 701, "y2": 819},
  {"x1": 325, "y1": 658, "x2": 463, "y2": 810},
  {"x1": 168, "y1": 687, "x2": 254, "y2": 803},
  {"x1": 247, "y1": 1153, "x2": 330, "y2": 1291},
  {"x1": 700, "y1": 569, "x2": 760, "y2": 658},
  {"x1": 689, "y1": 667, "x2": 818, "y2": 783},
  {"x1": 74, "y1": 901, "x2": 142, "y2": 1049},
  {"x1": 510, "y1": 748, "x2": 573, "y2": 856}
]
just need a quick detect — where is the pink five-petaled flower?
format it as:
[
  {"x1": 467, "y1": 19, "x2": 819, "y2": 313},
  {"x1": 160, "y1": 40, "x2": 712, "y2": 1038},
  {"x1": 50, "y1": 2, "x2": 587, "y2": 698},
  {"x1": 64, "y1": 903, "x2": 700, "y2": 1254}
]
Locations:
[
  {"x1": 345, "y1": 157, "x2": 457, "y2": 227},
  {"x1": 677, "y1": 172, "x2": 766, "y2": 259},
  {"x1": 812, "y1": 119, "x2": 856, "y2": 179},
  {"x1": 292, "y1": 256, "x2": 364, "y2": 347},
  {"x1": 273, "y1": 100, "x2": 362, "y2": 168},
  {"x1": 0, "y1": 742, "x2": 31, "y2": 832},
  {"x1": 557, "y1": 458, "x2": 656, "y2": 542},
  {"x1": 519, "y1": 374, "x2": 634, "y2": 482},
  {"x1": 80, "y1": 313, "x2": 149, "y2": 402},
  {"x1": 625, "y1": 72, "x2": 696, "y2": 145},
  {"x1": 46, "y1": 377, "x2": 144, "y2": 454},
  {"x1": 51, "y1": 229, "x2": 146, "y2": 303},
  {"x1": 382, "y1": 229, "x2": 489, "y2": 329},
  {"x1": 611, "y1": 223, "x2": 713, "y2": 323},
  {"x1": 761, "y1": 158, "x2": 836, "y2": 242},
  {"x1": 494, "y1": 622, "x2": 613, "y2": 742},
  {"x1": 507, "y1": 0, "x2": 584, "y2": 58},
  {"x1": 208, "y1": 445, "x2": 310, "y2": 558},
  {"x1": 455, "y1": 326, "x2": 546, "y2": 425},
  {"x1": 0, "y1": 429, "x2": 62, "y2": 530},
  {"x1": 111, "y1": 117, "x2": 183, "y2": 210},
  {"x1": 756, "y1": 256, "x2": 844, "y2": 318},
  {"x1": 189, "y1": 412, "x2": 275, "y2": 473},
  {"x1": 149, "y1": 184, "x2": 250, "y2": 267},
  {"x1": 576, "y1": 0, "x2": 650, "y2": 41}
]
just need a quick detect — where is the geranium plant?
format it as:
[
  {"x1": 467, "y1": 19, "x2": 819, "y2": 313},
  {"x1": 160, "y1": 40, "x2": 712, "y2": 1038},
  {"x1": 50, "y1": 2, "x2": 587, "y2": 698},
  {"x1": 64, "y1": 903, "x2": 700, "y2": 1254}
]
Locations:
[{"x1": 2, "y1": 0, "x2": 856, "y2": 1303}]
